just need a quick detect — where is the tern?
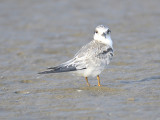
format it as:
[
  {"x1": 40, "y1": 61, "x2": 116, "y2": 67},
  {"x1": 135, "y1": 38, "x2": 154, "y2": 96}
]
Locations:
[{"x1": 38, "y1": 25, "x2": 114, "y2": 86}]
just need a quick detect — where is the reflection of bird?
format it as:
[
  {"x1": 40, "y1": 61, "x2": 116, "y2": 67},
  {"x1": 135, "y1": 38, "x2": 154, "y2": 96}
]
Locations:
[{"x1": 38, "y1": 25, "x2": 114, "y2": 86}]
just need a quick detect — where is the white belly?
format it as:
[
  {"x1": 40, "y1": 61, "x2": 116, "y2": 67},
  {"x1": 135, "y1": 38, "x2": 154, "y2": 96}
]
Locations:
[{"x1": 74, "y1": 66, "x2": 105, "y2": 77}]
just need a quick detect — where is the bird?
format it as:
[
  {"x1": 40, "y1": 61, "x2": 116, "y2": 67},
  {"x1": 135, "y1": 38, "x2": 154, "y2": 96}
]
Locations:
[{"x1": 38, "y1": 25, "x2": 114, "y2": 86}]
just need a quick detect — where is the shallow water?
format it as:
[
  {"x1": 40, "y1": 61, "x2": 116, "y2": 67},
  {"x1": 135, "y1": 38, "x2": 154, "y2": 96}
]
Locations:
[{"x1": 0, "y1": 0, "x2": 160, "y2": 120}]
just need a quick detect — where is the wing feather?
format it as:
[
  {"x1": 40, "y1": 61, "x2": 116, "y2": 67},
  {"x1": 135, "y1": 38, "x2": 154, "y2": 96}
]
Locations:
[{"x1": 38, "y1": 40, "x2": 113, "y2": 74}]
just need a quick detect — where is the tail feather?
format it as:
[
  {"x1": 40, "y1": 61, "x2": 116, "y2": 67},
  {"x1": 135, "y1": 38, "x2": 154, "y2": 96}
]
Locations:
[
  {"x1": 38, "y1": 70, "x2": 57, "y2": 74},
  {"x1": 38, "y1": 65, "x2": 85, "y2": 74}
]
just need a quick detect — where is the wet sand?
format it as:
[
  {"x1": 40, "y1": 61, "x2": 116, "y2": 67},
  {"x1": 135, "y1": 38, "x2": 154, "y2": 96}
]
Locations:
[{"x1": 0, "y1": 0, "x2": 160, "y2": 120}]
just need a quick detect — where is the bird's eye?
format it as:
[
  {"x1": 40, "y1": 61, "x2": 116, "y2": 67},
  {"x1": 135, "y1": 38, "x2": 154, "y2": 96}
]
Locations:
[
  {"x1": 107, "y1": 29, "x2": 111, "y2": 34},
  {"x1": 95, "y1": 30, "x2": 98, "y2": 33}
]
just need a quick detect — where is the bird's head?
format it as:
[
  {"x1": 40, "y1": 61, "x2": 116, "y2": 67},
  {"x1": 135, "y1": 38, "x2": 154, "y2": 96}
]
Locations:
[{"x1": 93, "y1": 25, "x2": 112, "y2": 47}]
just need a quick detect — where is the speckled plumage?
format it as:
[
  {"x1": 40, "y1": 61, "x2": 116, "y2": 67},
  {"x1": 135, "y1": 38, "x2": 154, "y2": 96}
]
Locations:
[{"x1": 39, "y1": 25, "x2": 114, "y2": 86}]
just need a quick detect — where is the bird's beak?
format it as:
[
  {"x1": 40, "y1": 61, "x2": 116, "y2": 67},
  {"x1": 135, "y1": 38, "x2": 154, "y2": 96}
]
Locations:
[{"x1": 102, "y1": 32, "x2": 106, "y2": 37}]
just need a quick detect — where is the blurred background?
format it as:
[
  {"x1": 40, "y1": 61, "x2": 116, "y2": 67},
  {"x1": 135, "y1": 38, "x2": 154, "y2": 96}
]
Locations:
[{"x1": 0, "y1": 0, "x2": 160, "y2": 120}]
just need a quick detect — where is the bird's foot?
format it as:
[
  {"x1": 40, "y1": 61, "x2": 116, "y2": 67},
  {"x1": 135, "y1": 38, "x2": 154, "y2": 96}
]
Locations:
[{"x1": 98, "y1": 84, "x2": 102, "y2": 87}]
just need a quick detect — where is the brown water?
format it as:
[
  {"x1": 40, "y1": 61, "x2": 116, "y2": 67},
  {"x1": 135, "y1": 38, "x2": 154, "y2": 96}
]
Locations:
[{"x1": 0, "y1": 0, "x2": 160, "y2": 120}]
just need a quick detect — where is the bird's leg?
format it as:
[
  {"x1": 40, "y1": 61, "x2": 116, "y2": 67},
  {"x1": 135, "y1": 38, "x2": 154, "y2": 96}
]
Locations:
[
  {"x1": 97, "y1": 75, "x2": 101, "y2": 86},
  {"x1": 85, "y1": 77, "x2": 90, "y2": 86}
]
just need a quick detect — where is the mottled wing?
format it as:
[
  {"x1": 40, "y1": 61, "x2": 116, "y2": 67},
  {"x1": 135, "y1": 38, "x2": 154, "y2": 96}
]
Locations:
[
  {"x1": 38, "y1": 40, "x2": 113, "y2": 74},
  {"x1": 53, "y1": 41, "x2": 97, "y2": 71},
  {"x1": 70, "y1": 40, "x2": 114, "y2": 68},
  {"x1": 38, "y1": 42, "x2": 94, "y2": 74},
  {"x1": 72, "y1": 41, "x2": 99, "y2": 69}
]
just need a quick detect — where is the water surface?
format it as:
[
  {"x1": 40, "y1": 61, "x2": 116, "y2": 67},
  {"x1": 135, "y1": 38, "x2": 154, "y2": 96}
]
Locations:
[{"x1": 0, "y1": 0, "x2": 160, "y2": 120}]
